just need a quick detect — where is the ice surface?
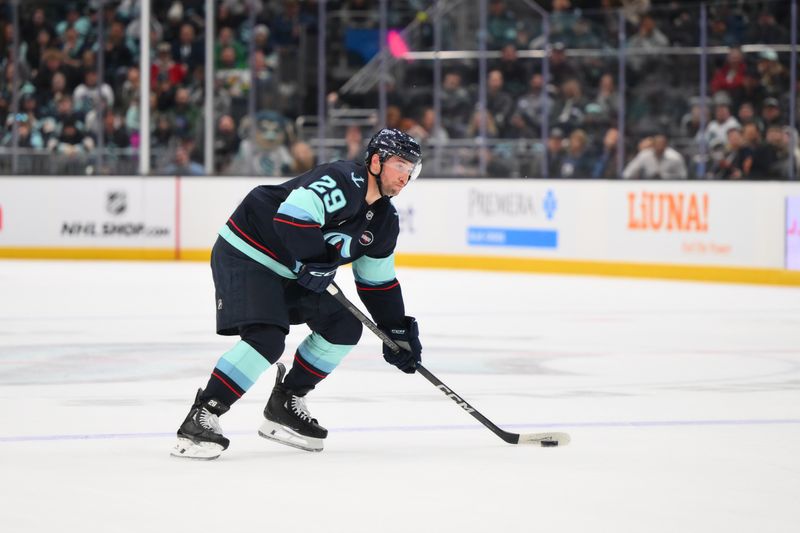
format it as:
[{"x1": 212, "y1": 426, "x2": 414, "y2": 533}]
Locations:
[{"x1": 1, "y1": 260, "x2": 799, "y2": 532}]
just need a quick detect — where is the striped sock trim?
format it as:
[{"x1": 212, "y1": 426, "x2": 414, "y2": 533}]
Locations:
[
  {"x1": 293, "y1": 353, "x2": 329, "y2": 379},
  {"x1": 211, "y1": 370, "x2": 244, "y2": 398}
]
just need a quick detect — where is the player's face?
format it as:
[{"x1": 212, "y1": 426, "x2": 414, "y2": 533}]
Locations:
[{"x1": 381, "y1": 156, "x2": 415, "y2": 196}]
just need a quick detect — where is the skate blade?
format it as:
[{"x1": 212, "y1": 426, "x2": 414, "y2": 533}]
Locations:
[
  {"x1": 258, "y1": 420, "x2": 324, "y2": 452},
  {"x1": 170, "y1": 437, "x2": 224, "y2": 460}
]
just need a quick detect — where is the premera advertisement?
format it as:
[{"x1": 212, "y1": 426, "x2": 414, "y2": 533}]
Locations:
[
  {"x1": 391, "y1": 179, "x2": 592, "y2": 258},
  {"x1": 0, "y1": 177, "x2": 175, "y2": 250}
]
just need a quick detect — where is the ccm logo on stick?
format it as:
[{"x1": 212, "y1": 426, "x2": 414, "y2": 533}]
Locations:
[{"x1": 437, "y1": 385, "x2": 475, "y2": 413}]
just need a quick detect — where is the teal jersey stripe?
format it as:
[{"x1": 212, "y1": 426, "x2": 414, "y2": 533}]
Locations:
[
  {"x1": 277, "y1": 202, "x2": 318, "y2": 222},
  {"x1": 219, "y1": 225, "x2": 297, "y2": 279},
  {"x1": 217, "y1": 340, "x2": 271, "y2": 391},
  {"x1": 282, "y1": 187, "x2": 326, "y2": 226},
  {"x1": 297, "y1": 333, "x2": 354, "y2": 374},
  {"x1": 352, "y1": 254, "x2": 397, "y2": 285}
]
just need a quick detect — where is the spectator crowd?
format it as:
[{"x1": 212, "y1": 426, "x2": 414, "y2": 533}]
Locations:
[{"x1": 0, "y1": 0, "x2": 796, "y2": 179}]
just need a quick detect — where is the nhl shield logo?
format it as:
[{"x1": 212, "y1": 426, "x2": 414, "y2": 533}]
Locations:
[
  {"x1": 359, "y1": 231, "x2": 374, "y2": 246},
  {"x1": 106, "y1": 191, "x2": 127, "y2": 216}
]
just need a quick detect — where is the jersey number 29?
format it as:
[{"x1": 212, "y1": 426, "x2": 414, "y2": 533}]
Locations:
[{"x1": 309, "y1": 175, "x2": 346, "y2": 213}]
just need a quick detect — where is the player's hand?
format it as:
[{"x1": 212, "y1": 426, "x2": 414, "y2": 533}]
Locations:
[
  {"x1": 296, "y1": 261, "x2": 338, "y2": 293},
  {"x1": 380, "y1": 316, "x2": 422, "y2": 374}
]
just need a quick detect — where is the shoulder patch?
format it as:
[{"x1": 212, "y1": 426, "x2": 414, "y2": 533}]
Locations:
[{"x1": 351, "y1": 172, "x2": 365, "y2": 188}]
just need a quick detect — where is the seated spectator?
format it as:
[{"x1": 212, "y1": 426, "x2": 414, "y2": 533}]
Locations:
[
  {"x1": 119, "y1": 66, "x2": 140, "y2": 113},
  {"x1": 623, "y1": 133, "x2": 687, "y2": 179},
  {"x1": 161, "y1": 143, "x2": 205, "y2": 176},
  {"x1": 486, "y1": 69, "x2": 514, "y2": 137},
  {"x1": 549, "y1": 0, "x2": 578, "y2": 46},
  {"x1": 466, "y1": 108, "x2": 499, "y2": 139},
  {"x1": 710, "y1": 47, "x2": 746, "y2": 97},
  {"x1": 27, "y1": 28, "x2": 54, "y2": 74},
  {"x1": 756, "y1": 49, "x2": 788, "y2": 99},
  {"x1": 487, "y1": 0, "x2": 518, "y2": 49},
  {"x1": 22, "y1": 7, "x2": 53, "y2": 48},
  {"x1": 167, "y1": 87, "x2": 200, "y2": 140},
  {"x1": 173, "y1": 23, "x2": 204, "y2": 70},
  {"x1": 593, "y1": 73, "x2": 618, "y2": 122},
  {"x1": 272, "y1": 0, "x2": 316, "y2": 50},
  {"x1": 748, "y1": 10, "x2": 789, "y2": 45},
  {"x1": 34, "y1": 49, "x2": 79, "y2": 94},
  {"x1": 61, "y1": 26, "x2": 84, "y2": 68},
  {"x1": 290, "y1": 140, "x2": 315, "y2": 173},
  {"x1": 50, "y1": 116, "x2": 94, "y2": 157},
  {"x1": 153, "y1": 114, "x2": 174, "y2": 146},
  {"x1": 440, "y1": 71, "x2": 472, "y2": 138},
  {"x1": 214, "y1": 114, "x2": 240, "y2": 173},
  {"x1": 490, "y1": 44, "x2": 529, "y2": 98},
  {"x1": 679, "y1": 97, "x2": 707, "y2": 139},
  {"x1": 153, "y1": 42, "x2": 187, "y2": 86},
  {"x1": 507, "y1": 73, "x2": 551, "y2": 139},
  {"x1": 736, "y1": 102, "x2": 762, "y2": 131},
  {"x1": 99, "y1": 110, "x2": 131, "y2": 149},
  {"x1": 548, "y1": 42, "x2": 582, "y2": 88},
  {"x1": 553, "y1": 78, "x2": 585, "y2": 135},
  {"x1": 761, "y1": 98, "x2": 783, "y2": 129},
  {"x1": 522, "y1": 127, "x2": 565, "y2": 179},
  {"x1": 55, "y1": 4, "x2": 90, "y2": 51},
  {"x1": 103, "y1": 21, "x2": 135, "y2": 85},
  {"x1": 590, "y1": 127, "x2": 620, "y2": 179},
  {"x1": 215, "y1": 27, "x2": 247, "y2": 69},
  {"x1": 627, "y1": 14, "x2": 670, "y2": 78},
  {"x1": 559, "y1": 129, "x2": 594, "y2": 179},
  {"x1": 713, "y1": 126, "x2": 749, "y2": 179},
  {"x1": 700, "y1": 96, "x2": 740, "y2": 153},
  {"x1": 416, "y1": 107, "x2": 449, "y2": 145},
  {"x1": 2, "y1": 114, "x2": 45, "y2": 149},
  {"x1": 73, "y1": 69, "x2": 114, "y2": 114},
  {"x1": 707, "y1": 17, "x2": 739, "y2": 48}
]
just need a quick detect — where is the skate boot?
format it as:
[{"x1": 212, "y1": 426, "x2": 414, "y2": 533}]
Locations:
[
  {"x1": 171, "y1": 389, "x2": 230, "y2": 460},
  {"x1": 258, "y1": 362, "x2": 328, "y2": 452}
]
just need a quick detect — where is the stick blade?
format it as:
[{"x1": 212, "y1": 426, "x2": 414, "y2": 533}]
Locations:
[{"x1": 517, "y1": 432, "x2": 571, "y2": 447}]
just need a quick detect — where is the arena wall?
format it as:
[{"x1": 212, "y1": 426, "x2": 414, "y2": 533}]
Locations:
[{"x1": 2, "y1": 177, "x2": 799, "y2": 285}]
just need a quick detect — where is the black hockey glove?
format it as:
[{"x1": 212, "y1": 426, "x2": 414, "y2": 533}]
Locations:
[
  {"x1": 380, "y1": 316, "x2": 422, "y2": 374},
  {"x1": 296, "y1": 243, "x2": 342, "y2": 293},
  {"x1": 296, "y1": 261, "x2": 338, "y2": 293}
]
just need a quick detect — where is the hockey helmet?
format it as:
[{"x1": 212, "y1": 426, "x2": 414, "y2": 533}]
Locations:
[{"x1": 365, "y1": 128, "x2": 423, "y2": 181}]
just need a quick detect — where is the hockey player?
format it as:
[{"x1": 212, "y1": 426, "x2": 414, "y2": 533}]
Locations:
[{"x1": 172, "y1": 129, "x2": 424, "y2": 459}]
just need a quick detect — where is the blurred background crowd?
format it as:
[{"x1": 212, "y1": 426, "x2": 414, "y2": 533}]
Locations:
[{"x1": 0, "y1": 0, "x2": 796, "y2": 179}]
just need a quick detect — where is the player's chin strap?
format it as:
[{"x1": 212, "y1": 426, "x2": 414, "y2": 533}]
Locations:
[
  {"x1": 367, "y1": 159, "x2": 392, "y2": 198},
  {"x1": 323, "y1": 282, "x2": 571, "y2": 448}
]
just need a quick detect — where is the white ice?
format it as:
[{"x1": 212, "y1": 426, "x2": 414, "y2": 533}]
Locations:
[{"x1": 1, "y1": 260, "x2": 799, "y2": 533}]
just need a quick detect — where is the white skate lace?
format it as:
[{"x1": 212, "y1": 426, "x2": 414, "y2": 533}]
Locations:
[
  {"x1": 198, "y1": 407, "x2": 223, "y2": 435},
  {"x1": 290, "y1": 396, "x2": 313, "y2": 423}
]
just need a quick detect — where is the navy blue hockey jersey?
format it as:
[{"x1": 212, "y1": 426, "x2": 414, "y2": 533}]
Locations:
[{"x1": 218, "y1": 160, "x2": 405, "y2": 325}]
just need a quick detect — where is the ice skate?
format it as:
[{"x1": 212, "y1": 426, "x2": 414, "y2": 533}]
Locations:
[
  {"x1": 171, "y1": 389, "x2": 230, "y2": 460},
  {"x1": 258, "y1": 362, "x2": 328, "y2": 452}
]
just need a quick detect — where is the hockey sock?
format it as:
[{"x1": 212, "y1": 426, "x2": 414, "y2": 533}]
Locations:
[
  {"x1": 283, "y1": 333, "x2": 354, "y2": 395},
  {"x1": 202, "y1": 325, "x2": 286, "y2": 406}
]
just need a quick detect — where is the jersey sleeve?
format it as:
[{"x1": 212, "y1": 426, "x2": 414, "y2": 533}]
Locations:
[
  {"x1": 352, "y1": 205, "x2": 405, "y2": 327},
  {"x1": 273, "y1": 164, "x2": 362, "y2": 262}
]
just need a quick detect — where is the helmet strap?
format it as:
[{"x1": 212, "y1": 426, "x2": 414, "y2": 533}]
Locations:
[{"x1": 368, "y1": 153, "x2": 389, "y2": 197}]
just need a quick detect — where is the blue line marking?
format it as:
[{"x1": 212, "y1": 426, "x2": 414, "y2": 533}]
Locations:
[
  {"x1": 467, "y1": 227, "x2": 558, "y2": 248},
  {"x1": 2, "y1": 418, "x2": 799, "y2": 443}
]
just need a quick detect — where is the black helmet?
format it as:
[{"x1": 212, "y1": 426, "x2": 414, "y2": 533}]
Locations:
[{"x1": 365, "y1": 128, "x2": 423, "y2": 181}]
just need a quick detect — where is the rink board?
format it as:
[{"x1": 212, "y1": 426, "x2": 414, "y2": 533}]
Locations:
[{"x1": 1, "y1": 176, "x2": 800, "y2": 284}]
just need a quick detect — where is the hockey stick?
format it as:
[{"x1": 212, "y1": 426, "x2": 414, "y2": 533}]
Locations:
[{"x1": 325, "y1": 283, "x2": 570, "y2": 447}]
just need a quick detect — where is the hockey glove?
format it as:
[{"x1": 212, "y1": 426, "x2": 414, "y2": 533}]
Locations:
[
  {"x1": 380, "y1": 316, "x2": 422, "y2": 374},
  {"x1": 296, "y1": 261, "x2": 338, "y2": 293}
]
